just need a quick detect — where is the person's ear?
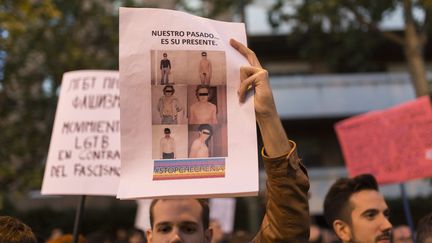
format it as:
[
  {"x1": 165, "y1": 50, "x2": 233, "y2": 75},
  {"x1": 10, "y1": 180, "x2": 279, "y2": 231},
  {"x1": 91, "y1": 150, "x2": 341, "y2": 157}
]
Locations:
[
  {"x1": 146, "y1": 229, "x2": 153, "y2": 243},
  {"x1": 333, "y1": 219, "x2": 352, "y2": 242},
  {"x1": 204, "y1": 228, "x2": 213, "y2": 243}
]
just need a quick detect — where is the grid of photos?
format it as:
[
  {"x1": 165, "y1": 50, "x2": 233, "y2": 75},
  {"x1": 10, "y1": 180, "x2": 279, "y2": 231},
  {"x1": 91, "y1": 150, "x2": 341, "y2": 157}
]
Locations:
[{"x1": 151, "y1": 50, "x2": 228, "y2": 160}]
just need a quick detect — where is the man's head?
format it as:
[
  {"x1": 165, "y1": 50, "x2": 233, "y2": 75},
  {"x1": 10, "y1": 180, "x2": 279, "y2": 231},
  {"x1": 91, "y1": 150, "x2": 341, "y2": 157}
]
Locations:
[
  {"x1": 198, "y1": 124, "x2": 213, "y2": 146},
  {"x1": 164, "y1": 128, "x2": 171, "y2": 137},
  {"x1": 201, "y1": 51, "x2": 207, "y2": 58},
  {"x1": 128, "y1": 228, "x2": 146, "y2": 243},
  {"x1": 147, "y1": 199, "x2": 212, "y2": 243},
  {"x1": 163, "y1": 53, "x2": 168, "y2": 59},
  {"x1": 0, "y1": 216, "x2": 37, "y2": 243},
  {"x1": 417, "y1": 212, "x2": 432, "y2": 243},
  {"x1": 392, "y1": 225, "x2": 413, "y2": 243},
  {"x1": 195, "y1": 85, "x2": 210, "y2": 102},
  {"x1": 163, "y1": 85, "x2": 175, "y2": 96},
  {"x1": 323, "y1": 174, "x2": 392, "y2": 243}
]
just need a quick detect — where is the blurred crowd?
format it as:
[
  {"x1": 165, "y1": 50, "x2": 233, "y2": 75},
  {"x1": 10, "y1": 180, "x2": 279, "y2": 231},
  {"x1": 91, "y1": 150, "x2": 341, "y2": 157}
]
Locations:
[{"x1": 2, "y1": 213, "x2": 432, "y2": 243}]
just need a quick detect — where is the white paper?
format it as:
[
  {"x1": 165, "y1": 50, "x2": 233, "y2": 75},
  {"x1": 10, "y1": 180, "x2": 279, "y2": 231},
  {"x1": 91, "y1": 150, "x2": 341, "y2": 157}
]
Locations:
[
  {"x1": 118, "y1": 8, "x2": 258, "y2": 199},
  {"x1": 135, "y1": 199, "x2": 152, "y2": 231},
  {"x1": 209, "y1": 198, "x2": 236, "y2": 233},
  {"x1": 41, "y1": 70, "x2": 120, "y2": 196}
]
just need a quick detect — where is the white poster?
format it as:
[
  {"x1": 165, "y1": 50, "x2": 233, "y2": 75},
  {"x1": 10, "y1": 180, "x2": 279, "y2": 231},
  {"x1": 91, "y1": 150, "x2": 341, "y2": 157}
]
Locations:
[
  {"x1": 41, "y1": 70, "x2": 120, "y2": 196},
  {"x1": 209, "y1": 198, "x2": 236, "y2": 233},
  {"x1": 118, "y1": 8, "x2": 258, "y2": 199}
]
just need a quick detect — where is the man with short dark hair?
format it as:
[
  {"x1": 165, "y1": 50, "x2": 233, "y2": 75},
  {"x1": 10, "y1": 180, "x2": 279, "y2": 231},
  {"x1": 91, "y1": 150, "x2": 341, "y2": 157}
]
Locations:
[
  {"x1": 0, "y1": 216, "x2": 37, "y2": 243},
  {"x1": 160, "y1": 52, "x2": 171, "y2": 85},
  {"x1": 417, "y1": 212, "x2": 432, "y2": 243},
  {"x1": 323, "y1": 174, "x2": 392, "y2": 243},
  {"x1": 160, "y1": 127, "x2": 176, "y2": 159},
  {"x1": 145, "y1": 39, "x2": 310, "y2": 243},
  {"x1": 157, "y1": 85, "x2": 184, "y2": 124}
]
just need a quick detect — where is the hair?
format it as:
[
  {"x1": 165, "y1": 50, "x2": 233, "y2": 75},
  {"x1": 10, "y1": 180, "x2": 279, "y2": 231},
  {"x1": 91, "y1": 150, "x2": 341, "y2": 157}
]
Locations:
[
  {"x1": 0, "y1": 216, "x2": 37, "y2": 243},
  {"x1": 163, "y1": 85, "x2": 175, "y2": 95},
  {"x1": 201, "y1": 51, "x2": 207, "y2": 56},
  {"x1": 195, "y1": 85, "x2": 210, "y2": 99},
  {"x1": 149, "y1": 199, "x2": 210, "y2": 230},
  {"x1": 417, "y1": 212, "x2": 432, "y2": 243},
  {"x1": 198, "y1": 124, "x2": 213, "y2": 146},
  {"x1": 163, "y1": 53, "x2": 167, "y2": 57},
  {"x1": 323, "y1": 174, "x2": 379, "y2": 227},
  {"x1": 164, "y1": 128, "x2": 171, "y2": 133}
]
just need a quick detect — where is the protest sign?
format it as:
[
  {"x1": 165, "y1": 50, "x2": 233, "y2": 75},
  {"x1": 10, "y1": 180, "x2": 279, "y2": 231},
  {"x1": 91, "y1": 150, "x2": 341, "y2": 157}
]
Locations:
[
  {"x1": 118, "y1": 8, "x2": 258, "y2": 199},
  {"x1": 41, "y1": 70, "x2": 120, "y2": 195},
  {"x1": 209, "y1": 198, "x2": 236, "y2": 233},
  {"x1": 335, "y1": 96, "x2": 432, "y2": 184}
]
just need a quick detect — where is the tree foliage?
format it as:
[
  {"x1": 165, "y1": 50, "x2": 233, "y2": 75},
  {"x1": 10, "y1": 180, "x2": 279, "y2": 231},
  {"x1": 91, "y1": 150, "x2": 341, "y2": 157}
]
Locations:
[
  {"x1": 0, "y1": 0, "x2": 241, "y2": 210},
  {"x1": 268, "y1": 0, "x2": 432, "y2": 96},
  {"x1": 0, "y1": 0, "x2": 142, "y2": 209}
]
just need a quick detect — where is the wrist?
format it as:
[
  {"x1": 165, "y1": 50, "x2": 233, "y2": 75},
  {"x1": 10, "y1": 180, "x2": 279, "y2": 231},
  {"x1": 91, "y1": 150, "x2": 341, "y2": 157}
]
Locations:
[{"x1": 257, "y1": 113, "x2": 291, "y2": 157}]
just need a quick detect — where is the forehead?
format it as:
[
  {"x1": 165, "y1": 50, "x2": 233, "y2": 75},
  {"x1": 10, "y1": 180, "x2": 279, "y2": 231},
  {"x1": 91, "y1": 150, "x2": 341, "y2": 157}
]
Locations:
[
  {"x1": 349, "y1": 190, "x2": 388, "y2": 216},
  {"x1": 153, "y1": 199, "x2": 203, "y2": 225}
]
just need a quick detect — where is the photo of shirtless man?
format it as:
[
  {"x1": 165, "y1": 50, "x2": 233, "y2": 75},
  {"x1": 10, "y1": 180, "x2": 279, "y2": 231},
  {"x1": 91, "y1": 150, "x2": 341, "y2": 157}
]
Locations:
[
  {"x1": 189, "y1": 85, "x2": 217, "y2": 124},
  {"x1": 199, "y1": 51, "x2": 212, "y2": 85},
  {"x1": 189, "y1": 124, "x2": 213, "y2": 158}
]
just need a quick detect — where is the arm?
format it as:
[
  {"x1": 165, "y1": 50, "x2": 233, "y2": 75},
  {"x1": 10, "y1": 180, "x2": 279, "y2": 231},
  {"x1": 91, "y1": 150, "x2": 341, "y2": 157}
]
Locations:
[
  {"x1": 208, "y1": 61, "x2": 212, "y2": 80},
  {"x1": 157, "y1": 97, "x2": 162, "y2": 116},
  {"x1": 159, "y1": 138, "x2": 164, "y2": 159},
  {"x1": 189, "y1": 104, "x2": 196, "y2": 124},
  {"x1": 189, "y1": 139, "x2": 200, "y2": 158},
  {"x1": 230, "y1": 39, "x2": 310, "y2": 242},
  {"x1": 211, "y1": 105, "x2": 217, "y2": 124},
  {"x1": 173, "y1": 139, "x2": 176, "y2": 159}
]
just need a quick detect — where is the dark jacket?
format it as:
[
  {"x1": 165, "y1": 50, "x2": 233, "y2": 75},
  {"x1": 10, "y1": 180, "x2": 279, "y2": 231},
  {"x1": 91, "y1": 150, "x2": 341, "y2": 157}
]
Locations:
[{"x1": 253, "y1": 141, "x2": 310, "y2": 243}]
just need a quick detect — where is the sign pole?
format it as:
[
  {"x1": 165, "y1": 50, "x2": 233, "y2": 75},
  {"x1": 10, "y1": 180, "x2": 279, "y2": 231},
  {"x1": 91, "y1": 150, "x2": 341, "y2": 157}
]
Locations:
[
  {"x1": 399, "y1": 183, "x2": 415, "y2": 237},
  {"x1": 72, "y1": 195, "x2": 86, "y2": 243}
]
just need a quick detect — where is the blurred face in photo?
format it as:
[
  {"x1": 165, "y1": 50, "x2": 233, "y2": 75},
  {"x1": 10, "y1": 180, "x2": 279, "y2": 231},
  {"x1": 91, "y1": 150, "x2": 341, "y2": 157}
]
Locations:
[
  {"x1": 164, "y1": 87, "x2": 174, "y2": 96},
  {"x1": 197, "y1": 87, "x2": 209, "y2": 102},
  {"x1": 200, "y1": 129, "x2": 211, "y2": 140}
]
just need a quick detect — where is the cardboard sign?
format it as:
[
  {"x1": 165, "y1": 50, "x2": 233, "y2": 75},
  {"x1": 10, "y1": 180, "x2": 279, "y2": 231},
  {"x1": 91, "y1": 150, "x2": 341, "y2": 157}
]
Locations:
[
  {"x1": 41, "y1": 70, "x2": 120, "y2": 195},
  {"x1": 335, "y1": 96, "x2": 432, "y2": 184},
  {"x1": 117, "y1": 8, "x2": 258, "y2": 199}
]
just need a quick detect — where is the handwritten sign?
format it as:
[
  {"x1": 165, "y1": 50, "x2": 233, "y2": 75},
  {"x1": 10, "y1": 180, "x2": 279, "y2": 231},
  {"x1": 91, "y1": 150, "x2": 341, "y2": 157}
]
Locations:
[
  {"x1": 117, "y1": 8, "x2": 258, "y2": 199},
  {"x1": 41, "y1": 70, "x2": 120, "y2": 195},
  {"x1": 335, "y1": 96, "x2": 432, "y2": 184}
]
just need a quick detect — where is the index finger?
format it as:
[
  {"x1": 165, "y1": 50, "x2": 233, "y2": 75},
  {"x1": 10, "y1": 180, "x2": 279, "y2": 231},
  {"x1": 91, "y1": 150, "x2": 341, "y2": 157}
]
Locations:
[{"x1": 230, "y1": 39, "x2": 262, "y2": 68}]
